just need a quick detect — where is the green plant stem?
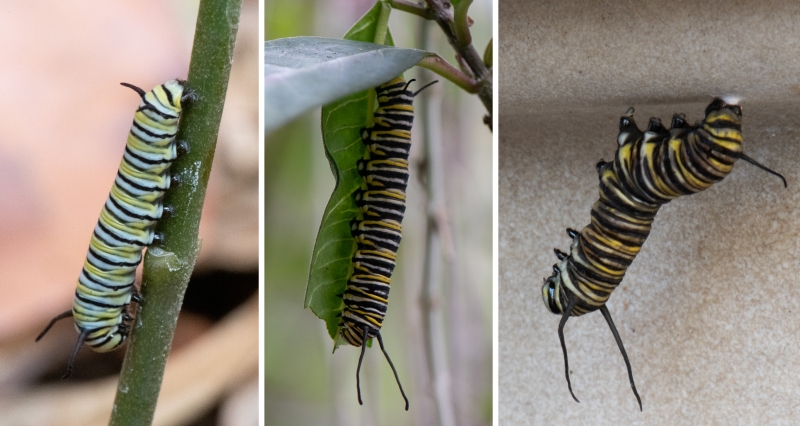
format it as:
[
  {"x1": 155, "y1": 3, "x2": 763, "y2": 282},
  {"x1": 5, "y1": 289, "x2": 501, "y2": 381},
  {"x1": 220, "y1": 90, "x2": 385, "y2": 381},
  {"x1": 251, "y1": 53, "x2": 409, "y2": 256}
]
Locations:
[
  {"x1": 391, "y1": 0, "x2": 492, "y2": 124},
  {"x1": 108, "y1": 0, "x2": 242, "y2": 424},
  {"x1": 418, "y1": 54, "x2": 478, "y2": 93},
  {"x1": 424, "y1": 0, "x2": 492, "y2": 121},
  {"x1": 452, "y1": 0, "x2": 473, "y2": 46}
]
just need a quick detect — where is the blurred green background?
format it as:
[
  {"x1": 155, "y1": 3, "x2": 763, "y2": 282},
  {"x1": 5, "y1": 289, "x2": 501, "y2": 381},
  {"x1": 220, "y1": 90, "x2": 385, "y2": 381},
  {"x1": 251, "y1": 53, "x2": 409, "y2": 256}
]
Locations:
[{"x1": 264, "y1": 1, "x2": 493, "y2": 425}]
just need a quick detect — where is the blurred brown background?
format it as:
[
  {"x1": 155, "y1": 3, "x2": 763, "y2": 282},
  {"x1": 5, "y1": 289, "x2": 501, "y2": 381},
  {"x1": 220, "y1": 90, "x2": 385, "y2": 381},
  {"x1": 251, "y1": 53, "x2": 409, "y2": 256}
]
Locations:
[
  {"x1": 264, "y1": 1, "x2": 493, "y2": 425},
  {"x1": 0, "y1": 1, "x2": 258, "y2": 425},
  {"x1": 500, "y1": 1, "x2": 800, "y2": 424}
]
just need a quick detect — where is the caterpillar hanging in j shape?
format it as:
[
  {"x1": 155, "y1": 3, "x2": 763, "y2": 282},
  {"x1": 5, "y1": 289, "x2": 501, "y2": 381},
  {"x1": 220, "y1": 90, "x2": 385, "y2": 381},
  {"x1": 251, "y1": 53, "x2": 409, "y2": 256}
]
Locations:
[
  {"x1": 541, "y1": 98, "x2": 787, "y2": 411},
  {"x1": 337, "y1": 76, "x2": 436, "y2": 411}
]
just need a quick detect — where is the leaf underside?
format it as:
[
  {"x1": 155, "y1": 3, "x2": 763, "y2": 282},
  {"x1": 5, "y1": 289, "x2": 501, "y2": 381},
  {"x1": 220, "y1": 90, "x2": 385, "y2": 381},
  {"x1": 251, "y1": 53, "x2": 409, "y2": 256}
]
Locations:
[{"x1": 264, "y1": 36, "x2": 427, "y2": 133}]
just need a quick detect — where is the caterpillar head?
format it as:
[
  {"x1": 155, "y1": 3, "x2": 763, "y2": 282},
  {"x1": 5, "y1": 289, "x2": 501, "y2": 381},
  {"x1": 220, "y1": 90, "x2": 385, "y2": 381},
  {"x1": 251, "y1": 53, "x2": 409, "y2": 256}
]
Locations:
[
  {"x1": 705, "y1": 97, "x2": 742, "y2": 122},
  {"x1": 162, "y1": 79, "x2": 191, "y2": 109}
]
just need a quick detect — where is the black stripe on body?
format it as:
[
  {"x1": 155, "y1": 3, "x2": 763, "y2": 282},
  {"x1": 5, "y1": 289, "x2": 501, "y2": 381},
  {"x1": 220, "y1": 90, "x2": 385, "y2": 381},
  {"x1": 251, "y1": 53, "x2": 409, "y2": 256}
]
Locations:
[
  {"x1": 80, "y1": 268, "x2": 134, "y2": 291},
  {"x1": 343, "y1": 298, "x2": 388, "y2": 317},
  {"x1": 346, "y1": 275, "x2": 392, "y2": 298},
  {"x1": 131, "y1": 120, "x2": 177, "y2": 141},
  {"x1": 87, "y1": 246, "x2": 141, "y2": 268},
  {"x1": 357, "y1": 159, "x2": 410, "y2": 191},
  {"x1": 374, "y1": 112, "x2": 414, "y2": 126},
  {"x1": 659, "y1": 140, "x2": 696, "y2": 195},
  {"x1": 100, "y1": 207, "x2": 157, "y2": 237},
  {"x1": 92, "y1": 224, "x2": 145, "y2": 248},
  {"x1": 352, "y1": 223, "x2": 402, "y2": 252},
  {"x1": 682, "y1": 135, "x2": 726, "y2": 183},
  {"x1": 107, "y1": 196, "x2": 159, "y2": 223},
  {"x1": 574, "y1": 234, "x2": 633, "y2": 279},
  {"x1": 695, "y1": 129, "x2": 740, "y2": 164},
  {"x1": 138, "y1": 95, "x2": 179, "y2": 120},
  {"x1": 116, "y1": 169, "x2": 162, "y2": 193},
  {"x1": 598, "y1": 173, "x2": 657, "y2": 218},
  {"x1": 75, "y1": 292, "x2": 124, "y2": 309},
  {"x1": 162, "y1": 83, "x2": 175, "y2": 106},
  {"x1": 124, "y1": 145, "x2": 174, "y2": 166},
  {"x1": 353, "y1": 251, "x2": 396, "y2": 277},
  {"x1": 355, "y1": 190, "x2": 406, "y2": 222}
]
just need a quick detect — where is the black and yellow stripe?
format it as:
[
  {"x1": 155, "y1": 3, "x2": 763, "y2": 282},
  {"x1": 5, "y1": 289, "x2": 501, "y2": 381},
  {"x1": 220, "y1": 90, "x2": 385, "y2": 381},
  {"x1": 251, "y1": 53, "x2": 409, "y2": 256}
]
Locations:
[
  {"x1": 541, "y1": 99, "x2": 786, "y2": 410},
  {"x1": 37, "y1": 80, "x2": 190, "y2": 378},
  {"x1": 336, "y1": 77, "x2": 435, "y2": 410}
]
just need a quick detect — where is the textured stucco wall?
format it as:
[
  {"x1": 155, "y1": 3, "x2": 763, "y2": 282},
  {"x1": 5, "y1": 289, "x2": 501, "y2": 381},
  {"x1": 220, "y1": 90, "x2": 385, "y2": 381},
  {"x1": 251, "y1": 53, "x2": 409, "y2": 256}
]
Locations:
[
  {"x1": 499, "y1": 1, "x2": 800, "y2": 424},
  {"x1": 499, "y1": 0, "x2": 800, "y2": 113}
]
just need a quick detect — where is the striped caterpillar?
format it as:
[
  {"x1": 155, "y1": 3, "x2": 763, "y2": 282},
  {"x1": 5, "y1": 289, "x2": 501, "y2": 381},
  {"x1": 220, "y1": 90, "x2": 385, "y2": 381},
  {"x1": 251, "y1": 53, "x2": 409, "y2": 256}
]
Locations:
[
  {"x1": 542, "y1": 98, "x2": 786, "y2": 410},
  {"x1": 338, "y1": 77, "x2": 435, "y2": 410},
  {"x1": 37, "y1": 80, "x2": 191, "y2": 378}
]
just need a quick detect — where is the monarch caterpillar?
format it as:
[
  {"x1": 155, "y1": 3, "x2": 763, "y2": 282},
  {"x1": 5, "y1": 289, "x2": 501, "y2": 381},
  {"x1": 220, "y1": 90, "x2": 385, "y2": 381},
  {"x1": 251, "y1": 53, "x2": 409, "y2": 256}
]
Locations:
[
  {"x1": 541, "y1": 98, "x2": 787, "y2": 411},
  {"x1": 36, "y1": 80, "x2": 191, "y2": 379},
  {"x1": 337, "y1": 77, "x2": 436, "y2": 410}
]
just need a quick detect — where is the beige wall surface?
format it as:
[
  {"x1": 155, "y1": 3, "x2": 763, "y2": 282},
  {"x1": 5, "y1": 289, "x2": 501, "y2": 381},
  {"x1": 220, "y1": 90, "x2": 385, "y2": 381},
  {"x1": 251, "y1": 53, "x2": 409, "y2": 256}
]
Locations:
[
  {"x1": 499, "y1": 1, "x2": 800, "y2": 424},
  {"x1": 500, "y1": 0, "x2": 800, "y2": 112}
]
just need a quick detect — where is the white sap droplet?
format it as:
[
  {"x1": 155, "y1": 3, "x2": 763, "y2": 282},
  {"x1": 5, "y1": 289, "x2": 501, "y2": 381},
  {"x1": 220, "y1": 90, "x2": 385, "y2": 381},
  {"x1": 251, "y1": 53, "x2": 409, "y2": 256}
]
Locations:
[{"x1": 719, "y1": 95, "x2": 742, "y2": 105}]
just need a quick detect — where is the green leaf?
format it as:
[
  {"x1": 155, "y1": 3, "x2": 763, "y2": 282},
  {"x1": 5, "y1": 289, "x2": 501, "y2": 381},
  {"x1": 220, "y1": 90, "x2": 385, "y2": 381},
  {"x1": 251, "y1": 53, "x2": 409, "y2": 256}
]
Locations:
[
  {"x1": 304, "y1": 1, "x2": 407, "y2": 347},
  {"x1": 263, "y1": 36, "x2": 428, "y2": 133}
]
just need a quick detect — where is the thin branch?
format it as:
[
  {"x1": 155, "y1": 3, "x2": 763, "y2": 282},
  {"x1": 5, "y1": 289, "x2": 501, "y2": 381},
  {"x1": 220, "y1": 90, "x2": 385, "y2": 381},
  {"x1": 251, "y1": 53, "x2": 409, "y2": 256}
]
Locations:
[
  {"x1": 108, "y1": 0, "x2": 242, "y2": 424},
  {"x1": 392, "y1": 0, "x2": 492, "y2": 126},
  {"x1": 390, "y1": 0, "x2": 434, "y2": 19},
  {"x1": 418, "y1": 55, "x2": 479, "y2": 93},
  {"x1": 455, "y1": 53, "x2": 475, "y2": 78},
  {"x1": 423, "y1": 0, "x2": 492, "y2": 125}
]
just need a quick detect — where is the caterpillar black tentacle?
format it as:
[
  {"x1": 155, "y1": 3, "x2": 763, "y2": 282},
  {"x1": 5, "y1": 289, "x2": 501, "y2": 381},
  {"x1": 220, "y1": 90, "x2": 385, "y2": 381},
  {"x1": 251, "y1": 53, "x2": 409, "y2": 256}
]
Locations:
[
  {"x1": 738, "y1": 153, "x2": 788, "y2": 187},
  {"x1": 36, "y1": 80, "x2": 189, "y2": 378},
  {"x1": 542, "y1": 98, "x2": 785, "y2": 411},
  {"x1": 338, "y1": 77, "x2": 437, "y2": 410}
]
